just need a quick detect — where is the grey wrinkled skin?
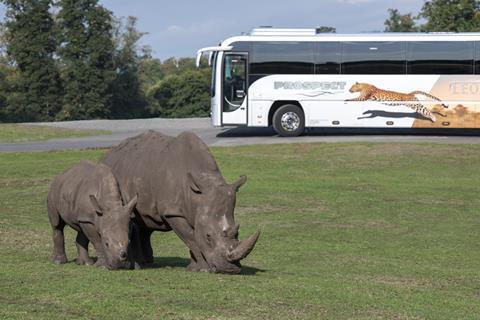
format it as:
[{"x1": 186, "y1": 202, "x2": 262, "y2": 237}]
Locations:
[
  {"x1": 100, "y1": 131, "x2": 260, "y2": 274},
  {"x1": 47, "y1": 160, "x2": 137, "y2": 270}
]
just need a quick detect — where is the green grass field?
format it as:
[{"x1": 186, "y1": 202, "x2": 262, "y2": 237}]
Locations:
[
  {"x1": 0, "y1": 124, "x2": 109, "y2": 143},
  {"x1": 1, "y1": 143, "x2": 479, "y2": 319}
]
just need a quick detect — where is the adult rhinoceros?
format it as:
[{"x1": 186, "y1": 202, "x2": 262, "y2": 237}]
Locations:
[{"x1": 100, "y1": 131, "x2": 260, "y2": 274}]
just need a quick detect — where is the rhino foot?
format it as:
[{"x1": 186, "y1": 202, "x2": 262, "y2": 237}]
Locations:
[
  {"x1": 76, "y1": 257, "x2": 94, "y2": 266},
  {"x1": 187, "y1": 260, "x2": 210, "y2": 273},
  {"x1": 94, "y1": 258, "x2": 107, "y2": 268},
  {"x1": 52, "y1": 255, "x2": 68, "y2": 265}
]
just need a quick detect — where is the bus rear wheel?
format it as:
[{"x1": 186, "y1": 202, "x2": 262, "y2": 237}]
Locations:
[{"x1": 273, "y1": 104, "x2": 305, "y2": 137}]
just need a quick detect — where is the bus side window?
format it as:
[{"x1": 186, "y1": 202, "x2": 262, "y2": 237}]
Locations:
[
  {"x1": 407, "y1": 41, "x2": 474, "y2": 75},
  {"x1": 475, "y1": 42, "x2": 480, "y2": 75},
  {"x1": 250, "y1": 42, "x2": 314, "y2": 75},
  {"x1": 341, "y1": 41, "x2": 406, "y2": 75},
  {"x1": 315, "y1": 42, "x2": 341, "y2": 74}
]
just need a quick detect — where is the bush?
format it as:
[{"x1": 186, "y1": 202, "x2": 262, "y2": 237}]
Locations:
[{"x1": 147, "y1": 68, "x2": 211, "y2": 118}]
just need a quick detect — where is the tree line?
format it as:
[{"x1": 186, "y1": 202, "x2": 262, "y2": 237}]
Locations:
[
  {"x1": 0, "y1": 0, "x2": 479, "y2": 123},
  {"x1": 0, "y1": 0, "x2": 211, "y2": 122},
  {"x1": 384, "y1": 0, "x2": 480, "y2": 32}
]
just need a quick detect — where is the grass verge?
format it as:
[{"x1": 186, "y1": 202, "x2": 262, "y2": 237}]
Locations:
[
  {"x1": 0, "y1": 124, "x2": 110, "y2": 143},
  {"x1": 0, "y1": 142, "x2": 479, "y2": 319}
]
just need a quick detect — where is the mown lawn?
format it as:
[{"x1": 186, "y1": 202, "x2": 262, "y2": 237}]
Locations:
[
  {"x1": 0, "y1": 142, "x2": 479, "y2": 319},
  {"x1": 0, "y1": 124, "x2": 109, "y2": 143}
]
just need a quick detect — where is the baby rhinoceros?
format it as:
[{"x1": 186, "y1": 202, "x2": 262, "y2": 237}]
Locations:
[{"x1": 47, "y1": 160, "x2": 137, "y2": 270}]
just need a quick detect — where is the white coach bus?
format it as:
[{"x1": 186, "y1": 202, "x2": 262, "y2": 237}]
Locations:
[{"x1": 196, "y1": 27, "x2": 480, "y2": 136}]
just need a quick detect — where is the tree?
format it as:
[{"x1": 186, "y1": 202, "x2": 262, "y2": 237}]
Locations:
[
  {"x1": 0, "y1": 23, "x2": 7, "y2": 59},
  {"x1": 158, "y1": 57, "x2": 197, "y2": 76},
  {"x1": 419, "y1": 0, "x2": 480, "y2": 32},
  {"x1": 316, "y1": 26, "x2": 336, "y2": 33},
  {"x1": 57, "y1": 0, "x2": 116, "y2": 120},
  {"x1": 384, "y1": 8, "x2": 419, "y2": 32},
  {"x1": 0, "y1": 63, "x2": 12, "y2": 122},
  {"x1": 137, "y1": 47, "x2": 163, "y2": 94},
  {"x1": 1, "y1": 0, "x2": 62, "y2": 122},
  {"x1": 0, "y1": 24, "x2": 11, "y2": 122},
  {"x1": 111, "y1": 16, "x2": 147, "y2": 119},
  {"x1": 387, "y1": 0, "x2": 480, "y2": 33}
]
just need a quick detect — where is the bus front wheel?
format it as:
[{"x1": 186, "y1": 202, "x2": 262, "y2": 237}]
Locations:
[{"x1": 273, "y1": 104, "x2": 305, "y2": 137}]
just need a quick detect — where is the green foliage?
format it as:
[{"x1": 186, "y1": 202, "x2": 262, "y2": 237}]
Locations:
[
  {"x1": 0, "y1": 63, "x2": 12, "y2": 122},
  {"x1": 159, "y1": 57, "x2": 197, "y2": 75},
  {"x1": 57, "y1": 0, "x2": 116, "y2": 120},
  {"x1": 147, "y1": 68, "x2": 211, "y2": 118},
  {"x1": 419, "y1": 0, "x2": 480, "y2": 32},
  {"x1": 2, "y1": 143, "x2": 480, "y2": 319},
  {"x1": 1, "y1": 0, "x2": 62, "y2": 122},
  {"x1": 384, "y1": 8, "x2": 419, "y2": 32},
  {"x1": 137, "y1": 52, "x2": 164, "y2": 94},
  {"x1": 316, "y1": 26, "x2": 336, "y2": 33},
  {"x1": 388, "y1": 0, "x2": 480, "y2": 32},
  {"x1": 0, "y1": 2, "x2": 214, "y2": 122},
  {"x1": 111, "y1": 16, "x2": 147, "y2": 119}
]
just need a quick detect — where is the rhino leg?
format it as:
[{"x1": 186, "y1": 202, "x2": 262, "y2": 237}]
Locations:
[
  {"x1": 128, "y1": 224, "x2": 149, "y2": 268},
  {"x1": 51, "y1": 226, "x2": 68, "y2": 264},
  {"x1": 81, "y1": 223, "x2": 106, "y2": 267},
  {"x1": 137, "y1": 226, "x2": 154, "y2": 264},
  {"x1": 187, "y1": 251, "x2": 210, "y2": 272},
  {"x1": 166, "y1": 217, "x2": 209, "y2": 272},
  {"x1": 75, "y1": 231, "x2": 94, "y2": 266},
  {"x1": 48, "y1": 210, "x2": 68, "y2": 265}
]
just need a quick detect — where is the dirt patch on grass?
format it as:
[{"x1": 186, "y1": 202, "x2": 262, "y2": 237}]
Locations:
[
  {"x1": 236, "y1": 204, "x2": 290, "y2": 215},
  {"x1": 374, "y1": 275, "x2": 445, "y2": 290},
  {"x1": 0, "y1": 178, "x2": 52, "y2": 189},
  {"x1": 0, "y1": 295, "x2": 86, "y2": 318},
  {"x1": 236, "y1": 197, "x2": 328, "y2": 215},
  {"x1": 309, "y1": 220, "x2": 354, "y2": 229},
  {"x1": 354, "y1": 309, "x2": 424, "y2": 320},
  {"x1": 0, "y1": 227, "x2": 48, "y2": 253}
]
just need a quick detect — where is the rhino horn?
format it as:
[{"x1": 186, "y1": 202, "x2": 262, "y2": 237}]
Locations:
[{"x1": 226, "y1": 229, "x2": 260, "y2": 262}]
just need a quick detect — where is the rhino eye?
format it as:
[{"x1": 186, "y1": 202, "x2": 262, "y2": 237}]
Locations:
[
  {"x1": 105, "y1": 242, "x2": 109, "y2": 248},
  {"x1": 206, "y1": 234, "x2": 212, "y2": 244}
]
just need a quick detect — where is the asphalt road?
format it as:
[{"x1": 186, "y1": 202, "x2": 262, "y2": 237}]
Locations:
[{"x1": 1, "y1": 118, "x2": 480, "y2": 152}]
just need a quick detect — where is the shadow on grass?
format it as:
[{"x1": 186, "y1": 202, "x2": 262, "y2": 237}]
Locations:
[
  {"x1": 148, "y1": 256, "x2": 190, "y2": 269},
  {"x1": 144, "y1": 256, "x2": 266, "y2": 275},
  {"x1": 59, "y1": 256, "x2": 265, "y2": 275}
]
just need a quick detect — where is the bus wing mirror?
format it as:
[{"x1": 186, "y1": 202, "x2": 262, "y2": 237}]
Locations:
[
  {"x1": 195, "y1": 51, "x2": 203, "y2": 68},
  {"x1": 195, "y1": 46, "x2": 233, "y2": 67},
  {"x1": 208, "y1": 52, "x2": 214, "y2": 66}
]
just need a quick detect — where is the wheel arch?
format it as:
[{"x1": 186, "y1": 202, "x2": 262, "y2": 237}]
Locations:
[{"x1": 268, "y1": 101, "x2": 304, "y2": 127}]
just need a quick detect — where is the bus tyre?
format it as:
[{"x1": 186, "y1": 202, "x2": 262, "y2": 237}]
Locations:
[{"x1": 273, "y1": 105, "x2": 305, "y2": 137}]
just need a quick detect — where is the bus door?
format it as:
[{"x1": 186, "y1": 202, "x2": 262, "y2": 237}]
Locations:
[{"x1": 222, "y1": 53, "x2": 248, "y2": 125}]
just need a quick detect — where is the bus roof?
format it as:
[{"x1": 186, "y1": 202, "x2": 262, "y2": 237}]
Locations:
[{"x1": 221, "y1": 27, "x2": 480, "y2": 46}]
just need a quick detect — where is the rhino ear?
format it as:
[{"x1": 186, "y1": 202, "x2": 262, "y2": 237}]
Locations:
[
  {"x1": 89, "y1": 195, "x2": 103, "y2": 216},
  {"x1": 231, "y1": 175, "x2": 247, "y2": 192},
  {"x1": 126, "y1": 194, "x2": 138, "y2": 218},
  {"x1": 187, "y1": 172, "x2": 202, "y2": 194}
]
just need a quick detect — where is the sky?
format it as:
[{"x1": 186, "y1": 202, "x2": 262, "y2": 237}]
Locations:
[{"x1": 0, "y1": 0, "x2": 425, "y2": 60}]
